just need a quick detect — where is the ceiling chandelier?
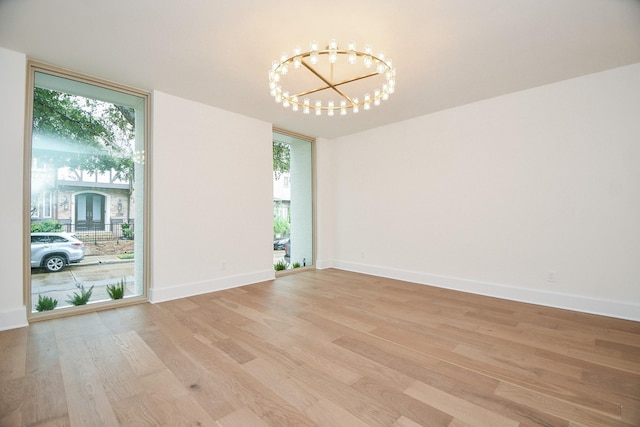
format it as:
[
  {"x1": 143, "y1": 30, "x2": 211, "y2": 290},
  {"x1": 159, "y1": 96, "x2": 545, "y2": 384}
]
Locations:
[{"x1": 268, "y1": 40, "x2": 396, "y2": 116}]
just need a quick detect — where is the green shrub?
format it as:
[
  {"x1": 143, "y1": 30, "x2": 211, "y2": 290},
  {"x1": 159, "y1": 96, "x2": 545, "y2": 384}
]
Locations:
[
  {"x1": 35, "y1": 294, "x2": 58, "y2": 311},
  {"x1": 292, "y1": 262, "x2": 301, "y2": 268},
  {"x1": 121, "y1": 223, "x2": 134, "y2": 239},
  {"x1": 274, "y1": 259, "x2": 289, "y2": 271},
  {"x1": 106, "y1": 278, "x2": 126, "y2": 300},
  {"x1": 273, "y1": 218, "x2": 290, "y2": 236},
  {"x1": 66, "y1": 284, "x2": 94, "y2": 306},
  {"x1": 31, "y1": 220, "x2": 63, "y2": 233}
]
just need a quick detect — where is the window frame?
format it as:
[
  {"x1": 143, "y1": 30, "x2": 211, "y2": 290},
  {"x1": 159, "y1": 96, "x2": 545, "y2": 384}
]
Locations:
[
  {"x1": 23, "y1": 60, "x2": 151, "y2": 321},
  {"x1": 273, "y1": 127, "x2": 316, "y2": 275}
]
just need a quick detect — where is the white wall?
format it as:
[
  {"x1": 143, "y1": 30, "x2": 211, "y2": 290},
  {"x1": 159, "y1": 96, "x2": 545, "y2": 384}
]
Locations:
[
  {"x1": 315, "y1": 137, "x2": 336, "y2": 269},
  {"x1": 150, "y1": 91, "x2": 274, "y2": 302},
  {"x1": 0, "y1": 47, "x2": 28, "y2": 330},
  {"x1": 324, "y1": 63, "x2": 640, "y2": 320}
]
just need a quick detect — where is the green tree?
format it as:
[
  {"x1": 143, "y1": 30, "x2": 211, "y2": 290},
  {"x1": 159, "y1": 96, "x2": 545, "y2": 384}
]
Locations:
[
  {"x1": 273, "y1": 141, "x2": 290, "y2": 179},
  {"x1": 32, "y1": 87, "x2": 136, "y2": 181},
  {"x1": 273, "y1": 217, "x2": 290, "y2": 236}
]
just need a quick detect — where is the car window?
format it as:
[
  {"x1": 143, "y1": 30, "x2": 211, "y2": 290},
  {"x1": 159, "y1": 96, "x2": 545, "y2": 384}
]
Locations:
[
  {"x1": 49, "y1": 236, "x2": 69, "y2": 243},
  {"x1": 31, "y1": 235, "x2": 49, "y2": 243}
]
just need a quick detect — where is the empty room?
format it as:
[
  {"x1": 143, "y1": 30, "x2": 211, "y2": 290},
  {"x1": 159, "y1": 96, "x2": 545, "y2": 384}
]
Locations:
[{"x1": 1, "y1": 1, "x2": 639, "y2": 426}]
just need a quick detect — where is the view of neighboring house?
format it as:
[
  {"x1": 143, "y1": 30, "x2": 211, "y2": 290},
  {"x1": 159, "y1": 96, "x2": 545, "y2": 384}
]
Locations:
[{"x1": 31, "y1": 159, "x2": 134, "y2": 235}]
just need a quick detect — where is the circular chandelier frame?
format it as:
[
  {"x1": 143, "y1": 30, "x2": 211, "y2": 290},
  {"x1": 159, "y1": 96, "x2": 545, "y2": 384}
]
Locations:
[{"x1": 268, "y1": 40, "x2": 396, "y2": 116}]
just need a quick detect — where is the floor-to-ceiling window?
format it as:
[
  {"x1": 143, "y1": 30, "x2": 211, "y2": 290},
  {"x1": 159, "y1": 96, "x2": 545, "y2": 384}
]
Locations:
[
  {"x1": 26, "y1": 62, "x2": 149, "y2": 317},
  {"x1": 273, "y1": 130, "x2": 314, "y2": 271}
]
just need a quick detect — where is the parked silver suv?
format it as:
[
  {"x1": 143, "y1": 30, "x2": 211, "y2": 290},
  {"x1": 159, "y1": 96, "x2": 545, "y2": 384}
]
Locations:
[{"x1": 31, "y1": 232, "x2": 85, "y2": 272}]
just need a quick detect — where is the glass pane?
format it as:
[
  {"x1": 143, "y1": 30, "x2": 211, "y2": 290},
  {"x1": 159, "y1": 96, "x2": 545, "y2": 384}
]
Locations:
[
  {"x1": 29, "y1": 68, "x2": 146, "y2": 314},
  {"x1": 273, "y1": 132, "x2": 313, "y2": 270},
  {"x1": 76, "y1": 195, "x2": 86, "y2": 221},
  {"x1": 92, "y1": 196, "x2": 102, "y2": 221}
]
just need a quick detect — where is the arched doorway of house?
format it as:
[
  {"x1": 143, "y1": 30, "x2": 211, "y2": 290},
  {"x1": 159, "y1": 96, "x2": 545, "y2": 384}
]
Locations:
[{"x1": 75, "y1": 193, "x2": 105, "y2": 231}]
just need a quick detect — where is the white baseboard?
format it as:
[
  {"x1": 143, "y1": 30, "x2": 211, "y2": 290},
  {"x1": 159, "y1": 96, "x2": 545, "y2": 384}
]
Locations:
[
  {"x1": 315, "y1": 259, "x2": 333, "y2": 270},
  {"x1": 0, "y1": 307, "x2": 28, "y2": 331},
  {"x1": 332, "y1": 260, "x2": 640, "y2": 322},
  {"x1": 149, "y1": 269, "x2": 275, "y2": 303}
]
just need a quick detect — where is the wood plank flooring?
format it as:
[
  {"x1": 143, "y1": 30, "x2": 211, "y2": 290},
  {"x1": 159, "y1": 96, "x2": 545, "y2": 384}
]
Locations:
[{"x1": 1, "y1": 268, "x2": 639, "y2": 426}]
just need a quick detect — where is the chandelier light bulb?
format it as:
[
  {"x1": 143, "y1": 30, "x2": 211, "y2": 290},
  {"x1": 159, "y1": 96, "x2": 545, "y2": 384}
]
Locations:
[
  {"x1": 293, "y1": 46, "x2": 302, "y2": 68},
  {"x1": 374, "y1": 89, "x2": 381, "y2": 106},
  {"x1": 388, "y1": 79, "x2": 396, "y2": 94},
  {"x1": 386, "y1": 62, "x2": 395, "y2": 79},
  {"x1": 348, "y1": 41, "x2": 357, "y2": 64},
  {"x1": 328, "y1": 39, "x2": 338, "y2": 64},
  {"x1": 363, "y1": 45, "x2": 373, "y2": 68},
  {"x1": 310, "y1": 41, "x2": 319, "y2": 65},
  {"x1": 303, "y1": 98, "x2": 310, "y2": 114},
  {"x1": 280, "y1": 54, "x2": 289, "y2": 75},
  {"x1": 376, "y1": 52, "x2": 386, "y2": 74},
  {"x1": 315, "y1": 100, "x2": 322, "y2": 116}
]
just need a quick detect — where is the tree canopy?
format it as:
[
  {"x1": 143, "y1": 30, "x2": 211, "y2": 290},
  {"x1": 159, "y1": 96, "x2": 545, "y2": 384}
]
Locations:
[
  {"x1": 273, "y1": 141, "x2": 290, "y2": 178},
  {"x1": 32, "y1": 87, "x2": 136, "y2": 181}
]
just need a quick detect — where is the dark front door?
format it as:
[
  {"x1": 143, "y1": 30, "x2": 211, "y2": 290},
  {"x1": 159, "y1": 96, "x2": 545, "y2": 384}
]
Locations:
[{"x1": 75, "y1": 193, "x2": 105, "y2": 231}]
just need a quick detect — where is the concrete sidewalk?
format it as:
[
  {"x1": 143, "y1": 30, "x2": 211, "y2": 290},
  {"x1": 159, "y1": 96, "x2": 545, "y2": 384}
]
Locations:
[
  {"x1": 77, "y1": 254, "x2": 134, "y2": 266},
  {"x1": 31, "y1": 255, "x2": 136, "y2": 311}
]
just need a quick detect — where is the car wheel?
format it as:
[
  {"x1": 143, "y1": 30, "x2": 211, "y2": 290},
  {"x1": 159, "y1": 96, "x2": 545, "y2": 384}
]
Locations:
[{"x1": 44, "y1": 255, "x2": 66, "y2": 272}]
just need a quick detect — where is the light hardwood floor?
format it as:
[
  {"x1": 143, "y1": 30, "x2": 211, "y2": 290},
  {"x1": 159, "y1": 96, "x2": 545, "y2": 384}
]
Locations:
[{"x1": 1, "y1": 269, "x2": 639, "y2": 426}]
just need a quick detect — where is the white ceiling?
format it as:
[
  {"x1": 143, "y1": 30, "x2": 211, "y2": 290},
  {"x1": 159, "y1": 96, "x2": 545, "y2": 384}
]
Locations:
[{"x1": 1, "y1": 0, "x2": 639, "y2": 139}]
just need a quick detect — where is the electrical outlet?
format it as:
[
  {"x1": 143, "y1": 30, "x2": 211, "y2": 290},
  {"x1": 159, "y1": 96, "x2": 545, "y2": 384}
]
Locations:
[{"x1": 547, "y1": 271, "x2": 556, "y2": 282}]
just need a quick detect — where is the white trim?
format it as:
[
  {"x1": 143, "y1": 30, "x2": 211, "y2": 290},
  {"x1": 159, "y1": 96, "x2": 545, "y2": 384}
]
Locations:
[
  {"x1": 0, "y1": 307, "x2": 29, "y2": 331},
  {"x1": 331, "y1": 260, "x2": 640, "y2": 322},
  {"x1": 149, "y1": 270, "x2": 275, "y2": 303},
  {"x1": 315, "y1": 259, "x2": 333, "y2": 270}
]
